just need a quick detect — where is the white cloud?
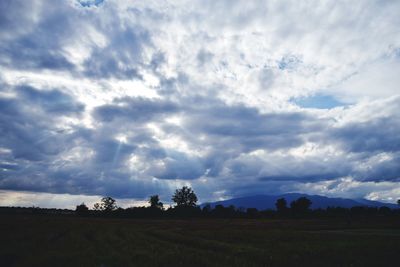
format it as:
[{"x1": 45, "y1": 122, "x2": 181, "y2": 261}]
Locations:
[
  {"x1": 1, "y1": 0, "x2": 400, "y2": 206},
  {"x1": 331, "y1": 58, "x2": 400, "y2": 103},
  {"x1": 0, "y1": 189, "x2": 148, "y2": 209}
]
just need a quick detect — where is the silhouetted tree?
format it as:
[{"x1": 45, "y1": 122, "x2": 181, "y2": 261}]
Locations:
[
  {"x1": 172, "y1": 186, "x2": 198, "y2": 207},
  {"x1": 75, "y1": 203, "x2": 89, "y2": 215},
  {"x1": 93, "y1": 203, "x2": 101, "y2": 211},
  {"x1": 93, "y1": 196, "x2": 117, "y2": 212},
  {"x1": 290, "y1": 197, "x2": 312, "y2": 214},
  {"x1": 397, "y1": 199, "x2": 400, "y2": 206},
  {"x1": 149, "y1": 195, "x2": 163, "y2": 210},
  {"x1": 275, "y1": 198, "x2": 287, "y2": 213},
  {"x1": 102, "y1": 196, "x2": 117, "y2": 211}
]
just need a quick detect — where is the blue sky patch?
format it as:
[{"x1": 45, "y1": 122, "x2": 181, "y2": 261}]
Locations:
[
  {"x1": 292, "y1": 94, "x2": 346, "y2": 109},
  {"x1": 78, "y1": 0, "x2": 104, "y2": 7}
]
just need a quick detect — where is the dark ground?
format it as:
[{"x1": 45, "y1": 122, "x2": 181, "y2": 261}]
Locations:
[{"x1": 1, "y1": 214, "x2": 399, "y2": 266}]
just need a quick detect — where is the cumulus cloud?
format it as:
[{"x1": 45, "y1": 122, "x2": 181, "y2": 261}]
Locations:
[{"x1": 0, "y1": 0, "x2": 399, "y2": 206}]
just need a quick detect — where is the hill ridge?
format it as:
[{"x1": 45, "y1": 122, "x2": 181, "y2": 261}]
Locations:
[{"x1": 201, "y1": 193, "x2": 398, "y2": 210}]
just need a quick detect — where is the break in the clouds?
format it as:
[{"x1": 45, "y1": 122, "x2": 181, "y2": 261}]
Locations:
[{"x1": 0, "y1": 0, "x2": 399, "y2": 207}]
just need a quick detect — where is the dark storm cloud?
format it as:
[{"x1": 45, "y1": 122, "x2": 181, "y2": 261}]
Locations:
[
  {"x1": 0, "y1": 101, "x2": 164, "y2": 198},
  {"x1": 90, "y1": 96, "x2": 323, "y2": 182},
  {"x1": 165, "y1": 96, "x2": 399, "y2": 185},
  {"x1": 0, "y1": 1, "x2": 29, "y2": 30},
  {"x1": 150, "y1": 151, "x2": 205, "y2": 180},
  {"x1": 0, "y1": 85, "x2": 85, "y2": 161},
  {"x1": 136, "y1": 97, "x2": 329, "y2": 181},
  {"x1": 0, "y1": 1, "x2": 40, "y2": 40},
  {"x1": 332, "y1": 116, "x2": 400, "y2": 153},
  {"x1": 191, "y1": 107, "x2": 308, "y2": 137},
  {"x1": 360, "y1": 154, "x2": 400, "y2": 182},
  {"x1": 1, "y1": 81, "x2": 399, "y2": 199},
  {"x1": 220, "y1": 149, "x2": 352, "y2": 185},
  {"x1": 17, "y1": 86, "x2": 84, "y2": 114},
  {"x1": 181, "y1": 98, "x2": 324, "y2": 152},
  {"x1": 0, "y1": 35, "x2": 75, "y2": 71},
  {"x1": 320, "y1": 98, "x2": 400, "y2": 182},
  {"x1": 0, "y1": 1, "x2": 76, "y2": 71},
  {"x1": 0, "y1": 163, "x2": 21, "y2": 171},
  {"x1": 83, "y1": 28, "x2": 149, "y2": 79},
  {"x1": 0, "y1": 1, "x2": 171, "y2": 198},
  {"x1": 93, "y1": 138, "x2": 136, "y2": 163},
  {"x1": 0, "y1": 1, "x2": 153, "y2": 80},
  {"x1": 0, "y1": 82, "x2": 175, "y2": 197},
  {"x1": 92, "y1": 108, "x2": 207, "y2": 181},
  {"x1": 259, "y1": 173, "x2": 343, "y2": 182}
]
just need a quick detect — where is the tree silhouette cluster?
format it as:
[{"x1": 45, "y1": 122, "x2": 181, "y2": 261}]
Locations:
[
  {"x1": 275, "y1": 197, "x2": 312, "y2": 216},
  {"x1": 1, "y1": 187, "x2": 399, "y2": 219},
  {"x1": 93, "y1": 196, "x2": 117, "y2": 212},
  {"x1": 65, "y1": 188, "x2": 399, "y2": 219}
]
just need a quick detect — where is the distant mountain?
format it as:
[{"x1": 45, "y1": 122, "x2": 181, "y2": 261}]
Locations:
[{"x1": 201, "y1": 193, "x2": 398, "y2": 210}]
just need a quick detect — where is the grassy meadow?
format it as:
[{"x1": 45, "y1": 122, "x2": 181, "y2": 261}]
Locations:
[{"x1": 1, "y1": 214, "x2": 400, "y2": 266}]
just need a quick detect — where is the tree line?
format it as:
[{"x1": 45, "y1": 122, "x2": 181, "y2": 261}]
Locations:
[
  {"x1": 73, "y1": 186, "x2": 400, "y2": 219},
  {"x1": 1, "y1": 186, "x2": 399, "y2": 219}
]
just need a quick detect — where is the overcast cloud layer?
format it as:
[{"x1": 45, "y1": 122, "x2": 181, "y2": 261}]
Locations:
[{"x1": 1, "y1": 0, "x2": 400, "y2": 207}]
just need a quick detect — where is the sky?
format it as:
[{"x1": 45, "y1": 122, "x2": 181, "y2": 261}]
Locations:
[{"x1": 0, "y1": 0, "x2": 399, "y2": 208}]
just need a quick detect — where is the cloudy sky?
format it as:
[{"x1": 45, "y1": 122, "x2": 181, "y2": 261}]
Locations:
[{"x1": 0, "y1": 0, "x2": 399, "y2": 208}]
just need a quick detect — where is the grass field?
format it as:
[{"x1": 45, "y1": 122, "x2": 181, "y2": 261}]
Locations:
[{"x1": 1, "y1": 215, "x2": 400, "y2": 266}]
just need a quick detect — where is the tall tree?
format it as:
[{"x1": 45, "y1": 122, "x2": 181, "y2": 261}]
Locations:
[
  {"x1": 275, "y1": 198, "x2": 287, "y2": 213},
  {"x1": 290, "y1": 197, "x2": 312, "y2": 213},
  {"x1": 75, "y1": 203, "x2": 89, "y2": 215},
  {"x1": 149, "y1": 195, "x2": 164, "y2": 209},
  {"x1": 172, "y1": 186, "x2": 198, "y2": 207},
  {"x1": 101, "y1": 196, "x2": 117, "y2": 211},
  {"x1": 93, "y1": 196, "x2": 117, "y2": 212}
]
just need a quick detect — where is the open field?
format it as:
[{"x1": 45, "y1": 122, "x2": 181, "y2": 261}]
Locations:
[{"x1": 1, "y1": 215, "x2": 400, "y2": 266}]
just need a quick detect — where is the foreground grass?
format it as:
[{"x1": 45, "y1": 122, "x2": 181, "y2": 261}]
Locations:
[{"x1": 1, "y1": 215, "x2": 399, "y2": 266}]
